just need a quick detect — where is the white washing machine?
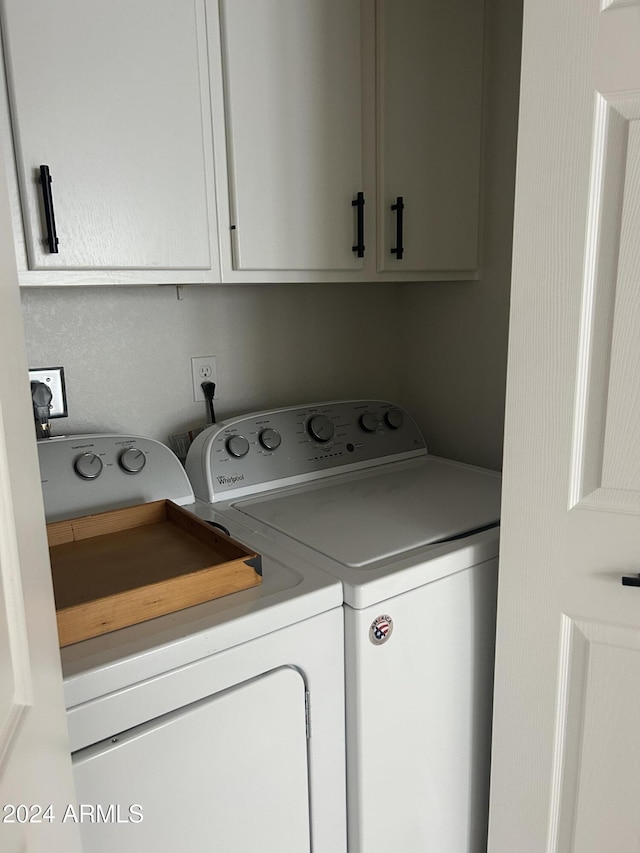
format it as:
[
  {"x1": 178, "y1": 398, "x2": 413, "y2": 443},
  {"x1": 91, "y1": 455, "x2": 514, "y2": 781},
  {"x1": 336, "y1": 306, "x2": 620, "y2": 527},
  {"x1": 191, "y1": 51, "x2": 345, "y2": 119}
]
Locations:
[
  {"x1": 38, "y1": 434, "x2": 347, "y2": 853},
  {"x1": 186, "y1": 400, "x2": 501, "y2": 853}
]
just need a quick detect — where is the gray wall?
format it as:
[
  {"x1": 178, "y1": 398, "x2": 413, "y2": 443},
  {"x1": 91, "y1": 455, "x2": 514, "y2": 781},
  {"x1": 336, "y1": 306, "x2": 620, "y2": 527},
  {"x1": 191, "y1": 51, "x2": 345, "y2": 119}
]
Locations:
[
  {"x1": 21, "y1": 283, "x2": 400, "y2": 444},
  {"x1": 398, "y1": 0, "x2": 523, "y2": 471}
]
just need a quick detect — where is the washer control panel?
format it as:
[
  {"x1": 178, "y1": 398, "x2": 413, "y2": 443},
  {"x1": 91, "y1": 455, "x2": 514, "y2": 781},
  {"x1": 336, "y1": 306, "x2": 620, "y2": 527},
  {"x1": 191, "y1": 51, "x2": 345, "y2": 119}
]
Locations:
[
  {"x1": 186, "y1": 400, "x2": 426, "y2": 503},
  {"x1": 38, "y1": 434, "x2": 194, "y2": 522}
]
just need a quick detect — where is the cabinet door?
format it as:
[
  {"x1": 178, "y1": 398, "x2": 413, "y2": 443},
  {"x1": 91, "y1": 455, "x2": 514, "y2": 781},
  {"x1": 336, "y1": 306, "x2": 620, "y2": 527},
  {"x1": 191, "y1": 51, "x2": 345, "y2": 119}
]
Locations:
[
  {"x1": 377, "y1": 0, "x2": 484, "y2": 273},
  {"x1": 1, "y1": 0, "x2": 216, "y2": 274},
  {"x1": 218, "y1": 0, "x2": 365, "y2": 272},
  {"x1": 73, "y1": 667, "x2": 311, "y2": 852}
]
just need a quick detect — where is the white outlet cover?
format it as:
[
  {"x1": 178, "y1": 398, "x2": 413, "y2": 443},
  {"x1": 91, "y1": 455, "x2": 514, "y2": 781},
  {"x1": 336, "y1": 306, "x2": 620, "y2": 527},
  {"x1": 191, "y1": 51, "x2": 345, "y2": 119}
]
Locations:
[
  {"x1": 29, "y1": 367, "x2": 67, "y2": 418},
  {"x1": 191, "y1": 356, "x2": 218, "y2": 402}
]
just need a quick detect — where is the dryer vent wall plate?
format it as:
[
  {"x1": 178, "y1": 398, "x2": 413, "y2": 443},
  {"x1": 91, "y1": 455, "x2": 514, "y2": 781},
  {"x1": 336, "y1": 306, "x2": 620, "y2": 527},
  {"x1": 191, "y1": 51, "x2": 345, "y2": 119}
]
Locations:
[{"x1": 29, "y1": 366, "x2": 68, "y2": 417}]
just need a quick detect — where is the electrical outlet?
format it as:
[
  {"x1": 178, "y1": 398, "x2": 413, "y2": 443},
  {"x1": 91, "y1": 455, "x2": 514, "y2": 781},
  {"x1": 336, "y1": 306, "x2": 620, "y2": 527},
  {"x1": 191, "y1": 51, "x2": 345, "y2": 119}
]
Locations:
[
  {"x1": 191, "y1": 356, "x2": 218, "y2": 402},
  {"x1": 28, "y1": 367, "x2": 68, "y2": 418}
]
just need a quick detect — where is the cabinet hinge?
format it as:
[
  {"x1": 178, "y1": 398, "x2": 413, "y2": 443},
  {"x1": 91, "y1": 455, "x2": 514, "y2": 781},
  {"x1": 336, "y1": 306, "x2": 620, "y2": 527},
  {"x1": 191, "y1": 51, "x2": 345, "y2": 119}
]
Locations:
[{"x1": 305, "y1": 690, "x2": 311, "y2": 740}]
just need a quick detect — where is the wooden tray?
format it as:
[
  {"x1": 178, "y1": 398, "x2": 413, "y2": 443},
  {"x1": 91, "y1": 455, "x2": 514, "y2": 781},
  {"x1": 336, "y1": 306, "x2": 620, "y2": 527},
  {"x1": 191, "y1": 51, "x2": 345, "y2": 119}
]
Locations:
[{"x1": 47, "y1": 500, "x2": 262, "y2": 647}]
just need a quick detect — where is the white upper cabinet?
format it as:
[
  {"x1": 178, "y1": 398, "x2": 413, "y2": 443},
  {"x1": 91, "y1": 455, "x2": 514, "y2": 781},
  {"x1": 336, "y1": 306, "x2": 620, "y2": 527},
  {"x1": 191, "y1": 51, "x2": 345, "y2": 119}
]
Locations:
[
  {"x1": 214, "y1": 0, "x2": 366, "y2": 275},
  {"x1": 376, "y1": 0, "x2": 484, "y2": 275},
  {"x1": 0, "y1": 0, "x2": 485, "y2": 285},
  {"x1": 210, "y1": 0, "x2": 484, "y2": 283},
  {"x1": 0, "y1": 0, "x2": 220, "y2": 285}
]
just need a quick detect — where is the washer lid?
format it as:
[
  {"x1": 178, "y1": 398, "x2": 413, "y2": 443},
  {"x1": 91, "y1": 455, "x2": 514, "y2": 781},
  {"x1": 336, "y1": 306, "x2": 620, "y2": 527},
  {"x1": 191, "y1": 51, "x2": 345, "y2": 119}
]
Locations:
[{"x1": 236, "y1": 456, "x2": 501, "y2": 568}]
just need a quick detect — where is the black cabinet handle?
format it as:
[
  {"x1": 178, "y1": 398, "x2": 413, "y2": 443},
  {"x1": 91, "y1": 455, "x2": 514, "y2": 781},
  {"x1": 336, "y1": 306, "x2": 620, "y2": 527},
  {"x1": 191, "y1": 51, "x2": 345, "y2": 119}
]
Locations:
[
  {"x1": 391, "y1": 196, "x2": 404, "y2": 260},
  {"x1": 352, "y1": 191, "x2": 365, "y2": 258},
  {"x1": 622, "y1": 574, "x2": 640, "y2": 587},
  {"x1": 39, "y1": 164, "x2": 59, "y2": 254}
]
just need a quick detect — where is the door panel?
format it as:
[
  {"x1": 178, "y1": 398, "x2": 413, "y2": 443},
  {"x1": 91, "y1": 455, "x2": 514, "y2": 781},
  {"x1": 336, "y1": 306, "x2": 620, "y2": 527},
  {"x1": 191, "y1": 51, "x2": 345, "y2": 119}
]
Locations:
[
  {"x1": 74, "y1": 667, "x2": 311, "y2": 853},
  {"x1": 598, "y1": 116, "x2": 640, "y2": 493},
  {"x1": 1, "y1": 0, "x2": 214, "y2": 271},
  {"x1": 219, "y1": 0, "x2": 364, "y2": 271},
  {"x1": 546, "y1": 617, "x2": 640, "y2": 851},
  {"x1": 571, "y1": 94, "x2": 640, "y2": 511},
  {"x1": 377, "y1": 0, "x2": 483, "y2": 273}
]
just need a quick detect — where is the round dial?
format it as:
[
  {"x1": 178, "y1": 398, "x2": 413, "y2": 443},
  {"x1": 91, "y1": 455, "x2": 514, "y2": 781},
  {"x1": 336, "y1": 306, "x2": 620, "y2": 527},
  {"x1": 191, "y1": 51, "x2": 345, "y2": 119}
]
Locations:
[
  {"x1": 385, "y1": 408, "x2": 404, "y2": 429},
  {"x1": 119, "y1": 447, "x2": 146, "y2": 474},
  {"x1": 307, "y1": 414, "x2": 334, "y2": 443},
  {"x1": 259, "y1": 428, "x2": 282, "y2": 450},
  {"x1": 74, "y1": 452, "x2": 103, "y2": 480},
  {"x1": 226, "y1": 435, "x2": 250, "y2": 458},
  {"x1": 359, "y1": 413, "x2": 379, "y2": 433}
]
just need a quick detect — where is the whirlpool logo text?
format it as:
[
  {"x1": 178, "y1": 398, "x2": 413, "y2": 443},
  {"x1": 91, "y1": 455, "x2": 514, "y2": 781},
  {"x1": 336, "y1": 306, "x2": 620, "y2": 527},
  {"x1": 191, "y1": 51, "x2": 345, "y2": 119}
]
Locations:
[{"x1": 217, "y1": 473, "x2": 246, "y2": 486}]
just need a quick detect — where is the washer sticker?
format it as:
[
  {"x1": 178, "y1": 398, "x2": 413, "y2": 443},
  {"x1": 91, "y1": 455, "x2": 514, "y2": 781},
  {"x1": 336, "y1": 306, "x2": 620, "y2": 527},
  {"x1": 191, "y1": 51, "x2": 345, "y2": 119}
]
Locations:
[{"x1": 369, "y1": 615, "x2": 393, "y2": 645}]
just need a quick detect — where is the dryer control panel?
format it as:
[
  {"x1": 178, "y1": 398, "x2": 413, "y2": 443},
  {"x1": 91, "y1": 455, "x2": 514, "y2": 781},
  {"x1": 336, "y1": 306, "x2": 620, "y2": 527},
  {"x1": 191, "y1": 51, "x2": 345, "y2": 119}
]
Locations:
[
  {"x1": 38, "y1": 434, "x2": 194, "y2": 522},
  {"x1": 186, "y1": 400, "x2": 427, "y2": 503}
]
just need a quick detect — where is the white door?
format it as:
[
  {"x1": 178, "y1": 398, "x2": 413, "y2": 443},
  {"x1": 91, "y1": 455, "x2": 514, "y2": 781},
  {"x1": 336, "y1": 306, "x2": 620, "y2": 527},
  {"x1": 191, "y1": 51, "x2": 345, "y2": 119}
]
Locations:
[
  {"x1": 216, "y1": 0, "x2": 365, "y2": 272},
  {"x1": 376, "y1": 0, "x2": 483, "y2": 274},
  {"x1": 0, "y1": 149, "x2": 81, "y2": 848},
  {"x1": 1, "y1": 0, "x2": 216, "y2": 275},
  {"x1": 489, "y1": 1, "x2": 640, "y2": 851},
  {"x1": 74, "y1": 667, "x2": 310, "y2": 853}
]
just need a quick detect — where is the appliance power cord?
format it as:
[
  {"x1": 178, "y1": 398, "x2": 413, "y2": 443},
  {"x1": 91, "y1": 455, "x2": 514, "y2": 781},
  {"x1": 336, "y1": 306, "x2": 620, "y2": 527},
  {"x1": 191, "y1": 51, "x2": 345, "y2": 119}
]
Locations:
[{"x1": 201, "y1": 381, "x2": 216, "y2": 424}]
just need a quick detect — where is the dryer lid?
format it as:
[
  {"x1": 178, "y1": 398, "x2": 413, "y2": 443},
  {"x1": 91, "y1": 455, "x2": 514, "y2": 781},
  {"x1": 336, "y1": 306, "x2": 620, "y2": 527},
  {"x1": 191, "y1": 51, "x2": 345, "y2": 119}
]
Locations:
[{"x1": 235, "y1": 456, "x2": 501, "y2": 568}]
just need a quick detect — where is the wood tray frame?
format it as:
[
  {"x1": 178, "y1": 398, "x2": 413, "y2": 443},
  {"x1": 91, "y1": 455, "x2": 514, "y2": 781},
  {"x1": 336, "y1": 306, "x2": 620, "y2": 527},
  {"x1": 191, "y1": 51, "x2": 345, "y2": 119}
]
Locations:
[{"x1": 47, "y1": 500, "x2": 262, "y2": 647}]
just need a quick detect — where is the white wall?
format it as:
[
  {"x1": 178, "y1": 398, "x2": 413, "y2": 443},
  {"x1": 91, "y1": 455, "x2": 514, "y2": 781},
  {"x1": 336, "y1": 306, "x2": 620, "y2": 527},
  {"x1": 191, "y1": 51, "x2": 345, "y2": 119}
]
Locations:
[
  {"x1": 20, "y1": 282, "x2": 400, "y2": 444},
  {"x1": 398, "y1": 0, "x2": 523, "y2": 471}
]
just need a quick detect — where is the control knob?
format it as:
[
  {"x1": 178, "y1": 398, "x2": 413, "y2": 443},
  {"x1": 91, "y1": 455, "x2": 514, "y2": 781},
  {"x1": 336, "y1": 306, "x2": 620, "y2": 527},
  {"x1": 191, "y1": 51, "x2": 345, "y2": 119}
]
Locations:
[
  {"x1": 359, "y1": 413, "x2": 379, "y2": 433},
  {"x1": 259, "y1": 428, "x2": 282, "y2": 450},
  {"x1": 307, "y1": 414, "x2": 334, "y2": 443},
  {"x1": 74, "y1": 452, "x2": 103, "y2": 480},
  {"x1": 226, "y1": 435, "x2": 250, "y2": 458},
  {"x1": 385, "y1": 408, "x2": 404, "y2": 429},
  {"x1": 119, "y1": 447, "x2": 146, "y2": 474}
]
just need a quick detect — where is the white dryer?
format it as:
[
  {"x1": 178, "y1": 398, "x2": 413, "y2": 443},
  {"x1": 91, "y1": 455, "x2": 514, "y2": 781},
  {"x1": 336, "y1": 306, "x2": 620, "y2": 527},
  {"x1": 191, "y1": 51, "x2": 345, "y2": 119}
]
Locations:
[
  {"x1": 38, "y1": 434, "x2": 347, "y2": 853},
  {"x1": 186, "y1": 400, "x2": 501, "y2": 853}
]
